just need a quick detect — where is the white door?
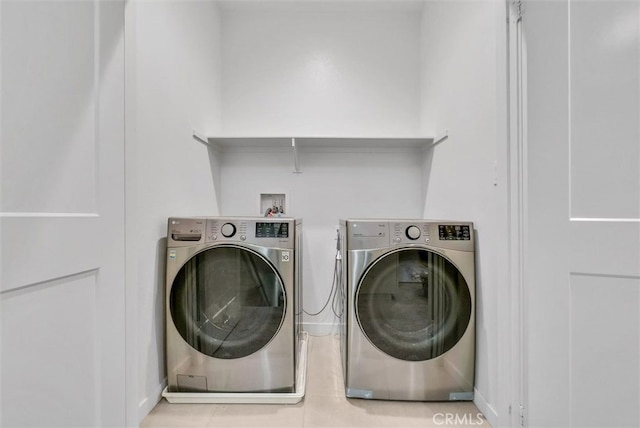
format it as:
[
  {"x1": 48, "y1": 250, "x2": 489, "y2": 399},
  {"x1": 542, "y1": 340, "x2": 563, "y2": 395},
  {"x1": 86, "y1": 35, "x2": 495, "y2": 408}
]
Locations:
[
  {"x1": 523, "y1": 1, "x2": 640, "y2": 426},
  {"x1": 1, "y1": 1, "x2": 126, "y2": 426}
]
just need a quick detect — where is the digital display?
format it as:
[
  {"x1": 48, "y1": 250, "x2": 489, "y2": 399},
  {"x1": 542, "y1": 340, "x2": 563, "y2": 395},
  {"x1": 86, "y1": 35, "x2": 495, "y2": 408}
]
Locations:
[
  {"x1": 438, "y1": 225, "x2": 471, "y2": 241},
  {"x1": 256, "y1": 222, "x2": 289, "y2": 238}
]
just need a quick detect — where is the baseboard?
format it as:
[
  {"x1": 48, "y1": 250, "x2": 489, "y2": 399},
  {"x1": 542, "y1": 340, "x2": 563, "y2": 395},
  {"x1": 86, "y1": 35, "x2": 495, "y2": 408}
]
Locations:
[
  {"x1": 302, "y1": 321, "x2": 338, "y2": 336},
  {"x1": 473, "y1": 387, "x2": 498, "y2": 427},
  {"x1": 138, "y1": 379, "x2": 167, "y2": 424}
]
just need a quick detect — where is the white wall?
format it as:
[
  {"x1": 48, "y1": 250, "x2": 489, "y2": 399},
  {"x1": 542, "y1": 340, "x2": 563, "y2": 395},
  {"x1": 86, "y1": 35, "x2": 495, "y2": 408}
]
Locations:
[
  {"x1": 126, "y1": 0, "x2": 222, "y2": 421},
  {"x1": 420, "y1": 1, "x2": 505, "y2": 425},
  {"x1": 217, "y1": 1, "x2": 425, "y2": 332},
  {"x1": 220, "y1": 1, "x2": 422, "y2": 136},
  {"x1": 219, "y1": 148, "x2": 425, "y2": 331}
]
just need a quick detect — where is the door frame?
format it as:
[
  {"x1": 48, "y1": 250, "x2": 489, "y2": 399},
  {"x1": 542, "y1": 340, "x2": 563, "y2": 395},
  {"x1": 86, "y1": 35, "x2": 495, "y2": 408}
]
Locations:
[{"x1": 505, "y1": 0, "x2": 527, "y2": 426}]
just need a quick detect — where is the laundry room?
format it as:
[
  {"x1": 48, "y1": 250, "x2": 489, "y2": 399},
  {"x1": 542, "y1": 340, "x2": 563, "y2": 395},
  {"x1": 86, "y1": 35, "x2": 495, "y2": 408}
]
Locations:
[
  {"x1": 129, "y1": 0, "x2": 505, "y2": 425},
  {"x1": 3, "y1": 0, "x2": 638, "y2": 427}
]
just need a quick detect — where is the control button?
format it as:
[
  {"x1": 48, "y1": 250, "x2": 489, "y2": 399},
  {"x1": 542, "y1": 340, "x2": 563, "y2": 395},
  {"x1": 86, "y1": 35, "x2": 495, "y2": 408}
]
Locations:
[
  {"x1": 425, "y1": 237, "x2": 430, "y2": 243},
  {"x1": 240, "y1": 235, "x2": 246, "y2": 241},
  {"x1": 221, "y1": 223, "x2": 236, "y2": 238},
  {"x1": 212, "y1": 235, "x2": 217, "y2": 241},
  {"x1": 393, "y1": 237, "x2": 402, "y2": 243},
  {"x1": 405, "y1": 225, "x2": 421, "y2": 240}
]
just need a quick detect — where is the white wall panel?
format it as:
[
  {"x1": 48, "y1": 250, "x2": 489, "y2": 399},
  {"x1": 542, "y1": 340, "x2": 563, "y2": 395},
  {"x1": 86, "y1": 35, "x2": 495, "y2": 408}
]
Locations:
[
  {"x1": 570, "y1": 220, "x2": 640, "y2": 277},
  {"x1": 1, "y1": 270, "x2": 99, "y2": 426},
  {"x1": 524, "y1": 1, "x2": 640, "y2": 426},
  {"x1": 570, "y1": 274, "x2": 640, "y2": 427},
  {"x1": 220, "y1": 2, "x2": 421, "y2": 136},
  {"x1": 570, "y1": 1, "x2": 640, "y2": 219},
  {"x1": 1, "y1": 0, "x2": 96, "y2": 214},
  {"x1": 1, "y1": 1, "x2": 127, "y2": 426},
  {"x1": 524, "y1": 2, "x2": 573, "y2": 424},
  {"x1": 1, "y1": 217, "x2": 99, "y2": 292}
]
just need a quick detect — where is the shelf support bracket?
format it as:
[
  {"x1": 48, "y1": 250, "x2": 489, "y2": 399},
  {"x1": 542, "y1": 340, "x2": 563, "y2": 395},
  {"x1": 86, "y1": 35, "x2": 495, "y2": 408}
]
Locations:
[
  {"x1": 432, "y1": 130, "x2": 449, "y2": 146},
  {"x1": 292, "y1": 138, "x2": 301, "y2": 174},
  {"x1": 193, "y1": 130, "x2": 209, "y2": 146}
]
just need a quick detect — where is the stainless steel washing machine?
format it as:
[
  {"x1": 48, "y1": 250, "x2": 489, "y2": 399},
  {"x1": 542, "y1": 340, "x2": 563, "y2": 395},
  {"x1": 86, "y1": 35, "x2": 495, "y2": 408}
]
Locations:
[
  {"x1": 339, "y1": 219, "x2": 475, "y2": 401},
  {"x1": 165, "y1": 216, "x2": 302, "y2": 393}
]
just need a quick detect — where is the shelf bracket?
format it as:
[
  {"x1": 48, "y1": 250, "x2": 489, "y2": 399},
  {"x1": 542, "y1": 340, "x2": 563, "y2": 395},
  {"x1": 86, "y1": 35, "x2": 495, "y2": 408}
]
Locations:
[
  {"x1": 432, "y1": 130, "x2": 449, "y2": 146},
  {"x1": 292, "y1": 138, "x2": 301, "y2": 174},
  {"x1": 193, "y1": 130, "x2": 209, "y2": 146}
]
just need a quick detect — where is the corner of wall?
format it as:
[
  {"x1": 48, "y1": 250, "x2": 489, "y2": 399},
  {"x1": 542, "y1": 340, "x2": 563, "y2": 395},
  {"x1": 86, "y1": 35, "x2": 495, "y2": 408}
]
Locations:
[
  {"x1": 417, "y1": 1, "x2": 507, "y2": 423},
  {"x1": 132, "y1": 0, "x2": 225, "y2": 421},
  {"x1": 474, "y1": 387, "x2": 499, "y2": 427},
  {"x1": 124, "y1": 1, "x2": 141, "y2": 425}
]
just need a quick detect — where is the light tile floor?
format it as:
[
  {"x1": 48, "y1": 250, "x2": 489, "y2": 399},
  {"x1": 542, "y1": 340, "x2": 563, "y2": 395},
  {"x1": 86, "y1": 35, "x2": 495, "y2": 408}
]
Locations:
[{"x1": 141, "y1": 334, "x2": 490, "y2": 428}]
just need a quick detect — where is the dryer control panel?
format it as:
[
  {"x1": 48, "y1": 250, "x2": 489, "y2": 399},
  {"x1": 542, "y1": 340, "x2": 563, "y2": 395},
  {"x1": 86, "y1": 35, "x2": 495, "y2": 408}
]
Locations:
[{"x1": 344, "y1": 219, "x2": 474, "y2": 251}]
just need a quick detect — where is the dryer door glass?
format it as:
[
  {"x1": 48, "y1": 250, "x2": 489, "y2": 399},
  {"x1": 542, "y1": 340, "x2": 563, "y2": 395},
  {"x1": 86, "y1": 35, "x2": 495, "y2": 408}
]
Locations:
[
  {"x1": 356, "y1": 249, "x2": 472, "y2": 361},
  {"x1": 170, "y1": 246, "x2": 286, "y2": 359}
]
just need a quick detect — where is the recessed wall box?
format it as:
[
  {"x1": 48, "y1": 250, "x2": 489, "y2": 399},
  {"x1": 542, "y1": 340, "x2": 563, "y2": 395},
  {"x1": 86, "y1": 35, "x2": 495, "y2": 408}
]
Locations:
[{"x1": 260, "y1": 193, "x2": 287, "y2": 217}]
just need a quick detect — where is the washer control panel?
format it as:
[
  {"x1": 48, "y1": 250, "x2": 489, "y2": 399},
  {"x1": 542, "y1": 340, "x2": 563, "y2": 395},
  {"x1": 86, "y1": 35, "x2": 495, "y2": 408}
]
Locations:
[
  {"x1": 206, "y1": 218, "x2": 294, "y2": 248},
  {"x1": 391, "y1": 222, "x2": 432, "y2": 245},
  {"x1": 167, "y1": 217, "x2": 295, "y2": 249},
  {"x1": 255, "y1": 221, "x2": 289, "y2": 238},
  {"x1": 206, "y1": 219, "x2": 249, "y2": 242}
]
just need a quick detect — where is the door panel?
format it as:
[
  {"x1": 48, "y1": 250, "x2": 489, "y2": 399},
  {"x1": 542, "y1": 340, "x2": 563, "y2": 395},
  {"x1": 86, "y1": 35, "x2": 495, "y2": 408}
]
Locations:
[
  {"x1": 524, "y1": 1, "x2": 640, "y2": 426},
  {"x1": 1, "y1": 217, "x2": 99, "y2": 292},
  {"x1": 568, "y1": 3, "x2": 640, "y2": 425},
  {"x1": 569, "y1": 274, "x2": 639, "y2": 428},
  {"x1": 356, "y1": 249, "x2": 472, "y2": 361},
  {"x1": 0, "y1": 1, "x2": 126, "y2": 426},
  {"x1": 570, "y1": 221, "x2": 640, "y2": 277},
  {"x1": 170, "y1": 246, "x2": 286, "y2": 359},
  {"x1": 569, "y1": 0, "x2": 639, "y2": 219},
  {"x1": 0, "y1": 0, "x2": 97, "y2": 214},
  {"x1": 1, "y1": 272, "x2": 99, "y2": 427}
]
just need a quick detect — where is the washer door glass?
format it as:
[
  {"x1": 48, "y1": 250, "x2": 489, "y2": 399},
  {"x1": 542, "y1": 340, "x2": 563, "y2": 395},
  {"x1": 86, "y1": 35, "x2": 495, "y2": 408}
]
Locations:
[
  {"x1": 356, "y1": 249, "x2": 472, "y2": 361},
  {"x1": 170, "y1": 246, "x2": 286, "y2": 359}
]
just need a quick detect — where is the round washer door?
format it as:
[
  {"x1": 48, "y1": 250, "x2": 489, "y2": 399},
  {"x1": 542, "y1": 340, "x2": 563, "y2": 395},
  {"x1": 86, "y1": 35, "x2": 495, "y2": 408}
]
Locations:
[
  {"x1": 170, "y1": 245, "x2": 286, "y2": 359},
  {"x1": 356, "y1": 248, "x2": 472, "y2": 361}
]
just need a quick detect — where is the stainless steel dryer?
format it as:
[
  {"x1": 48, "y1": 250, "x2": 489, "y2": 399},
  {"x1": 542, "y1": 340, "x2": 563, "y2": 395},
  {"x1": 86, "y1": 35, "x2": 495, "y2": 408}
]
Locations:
[
  {"x1": 339, "y1": 219, "x2": 475, "y2": 401},
  {"x1": 165, "y1": 217, "x2": 302, "y2": 393}
]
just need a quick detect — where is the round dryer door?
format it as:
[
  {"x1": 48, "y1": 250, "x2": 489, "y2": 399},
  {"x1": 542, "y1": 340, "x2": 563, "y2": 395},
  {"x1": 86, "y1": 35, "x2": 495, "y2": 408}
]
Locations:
[
  {"x1": 170, "y1": 245, "x2": 286, "y2": 359},
  {"x1": 356, "y1": 249, "x2": 472, "y2": 361}
]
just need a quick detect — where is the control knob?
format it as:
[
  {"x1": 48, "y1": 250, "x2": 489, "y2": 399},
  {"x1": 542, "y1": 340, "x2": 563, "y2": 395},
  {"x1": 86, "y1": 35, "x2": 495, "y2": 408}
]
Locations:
[
  {"x1": 405, "y1": 225, "x2": 421, "y2": 240},
  {"x1": 221, "y1": 223, "x2": 236, "y2": 238}
]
